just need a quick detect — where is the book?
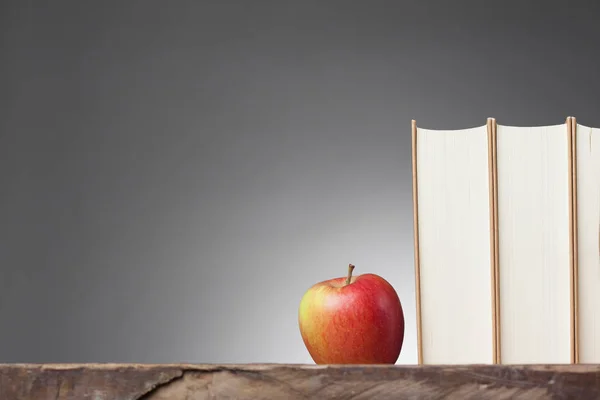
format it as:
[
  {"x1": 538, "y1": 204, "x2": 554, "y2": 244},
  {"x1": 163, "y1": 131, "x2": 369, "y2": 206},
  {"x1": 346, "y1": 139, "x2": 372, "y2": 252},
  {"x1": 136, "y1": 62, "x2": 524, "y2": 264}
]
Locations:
[
  {"x1": 412, "y1": 121, "x2": 496, "y2": 364},
  {"x1": 412, "y1": 117, "x2": 598, "y2": 365},
  {"x1": 574, "y1": 121, "x2": 600, "y2": 363},
  {"x1": 494, "y1": 121, "x2": 572, "y2": 364}
]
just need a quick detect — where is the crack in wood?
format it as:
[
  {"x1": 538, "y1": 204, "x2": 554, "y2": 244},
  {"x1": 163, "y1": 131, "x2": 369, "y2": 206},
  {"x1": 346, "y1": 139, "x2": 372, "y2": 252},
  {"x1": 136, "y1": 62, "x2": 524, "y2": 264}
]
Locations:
[{"x1": 136, "y1": 369, "x2": 184, "y2": 400}]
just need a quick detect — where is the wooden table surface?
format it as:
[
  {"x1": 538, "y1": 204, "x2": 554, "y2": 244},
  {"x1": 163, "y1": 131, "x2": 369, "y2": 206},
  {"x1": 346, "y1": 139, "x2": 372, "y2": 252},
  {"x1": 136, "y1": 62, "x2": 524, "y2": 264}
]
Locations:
[{"x1": 1, "y1": 363, "x2": 600, "y2": 399}]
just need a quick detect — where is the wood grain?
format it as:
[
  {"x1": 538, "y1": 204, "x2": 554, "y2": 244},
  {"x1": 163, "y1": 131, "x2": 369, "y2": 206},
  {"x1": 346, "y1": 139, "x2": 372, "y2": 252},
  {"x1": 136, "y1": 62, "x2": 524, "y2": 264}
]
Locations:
[{"x1": 1, "y1": 364, "x2": 600, "y2": 399}]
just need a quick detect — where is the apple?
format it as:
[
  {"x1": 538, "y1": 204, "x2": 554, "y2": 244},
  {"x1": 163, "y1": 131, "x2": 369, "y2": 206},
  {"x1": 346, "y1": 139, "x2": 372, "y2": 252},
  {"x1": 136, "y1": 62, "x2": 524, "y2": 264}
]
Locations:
[{"x1": 298, "y1": 264, "x2": 405, "y2": 364}]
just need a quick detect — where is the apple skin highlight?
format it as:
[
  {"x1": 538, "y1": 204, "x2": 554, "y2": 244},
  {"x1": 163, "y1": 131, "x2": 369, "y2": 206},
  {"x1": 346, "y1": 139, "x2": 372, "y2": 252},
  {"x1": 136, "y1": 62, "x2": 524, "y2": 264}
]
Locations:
[{"x1": 298, "y1": 267, "x2": 405, "y2": 364}]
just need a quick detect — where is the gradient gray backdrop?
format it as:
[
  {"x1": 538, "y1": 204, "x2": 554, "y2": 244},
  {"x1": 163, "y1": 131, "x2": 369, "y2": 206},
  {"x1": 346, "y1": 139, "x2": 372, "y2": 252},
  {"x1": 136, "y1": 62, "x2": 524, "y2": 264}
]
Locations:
[{"x1": 1, "y1": 0, "x2": 600, "y2": 364}]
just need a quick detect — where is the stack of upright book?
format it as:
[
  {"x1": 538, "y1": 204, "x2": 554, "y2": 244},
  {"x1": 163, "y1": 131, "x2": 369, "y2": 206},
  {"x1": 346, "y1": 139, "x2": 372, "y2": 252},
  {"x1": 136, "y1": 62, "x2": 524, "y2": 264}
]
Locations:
[{"x1": 412, "y1": 117, "x2": 599, "y2": 365}]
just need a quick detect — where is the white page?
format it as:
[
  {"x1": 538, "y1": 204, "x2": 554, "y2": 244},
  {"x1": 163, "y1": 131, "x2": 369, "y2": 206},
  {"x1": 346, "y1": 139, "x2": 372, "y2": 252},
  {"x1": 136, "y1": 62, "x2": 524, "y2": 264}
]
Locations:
[
  {"x1": 496, "y1": 123, "x2": 572, "y2": 364},
  {"x1": 575, "y1": 123, "x2": 600, "y2": 363},
  {"x1": 416, "y1": 124, "x2": 494, "y2": 364}
]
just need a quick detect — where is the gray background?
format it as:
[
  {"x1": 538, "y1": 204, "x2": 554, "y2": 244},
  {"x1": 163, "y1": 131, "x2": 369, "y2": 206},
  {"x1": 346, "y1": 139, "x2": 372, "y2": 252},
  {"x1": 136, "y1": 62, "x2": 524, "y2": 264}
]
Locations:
[{"x1": 1, "y1": 0, "x2": 599, "y2": 364}]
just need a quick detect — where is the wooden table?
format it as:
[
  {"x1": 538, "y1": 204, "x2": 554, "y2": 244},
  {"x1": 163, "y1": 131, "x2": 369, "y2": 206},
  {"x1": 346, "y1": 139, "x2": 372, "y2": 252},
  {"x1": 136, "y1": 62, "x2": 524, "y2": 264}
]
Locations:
[{"x1": 1, "y1": 363, "x2": 600, "y2": 399}]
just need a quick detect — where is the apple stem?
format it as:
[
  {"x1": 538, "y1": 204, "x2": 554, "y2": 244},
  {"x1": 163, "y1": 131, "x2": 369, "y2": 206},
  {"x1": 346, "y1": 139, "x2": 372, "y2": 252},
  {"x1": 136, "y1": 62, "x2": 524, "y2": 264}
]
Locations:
[{"x1": 345, "y1": 264, "x2": 355, "y2": 286}]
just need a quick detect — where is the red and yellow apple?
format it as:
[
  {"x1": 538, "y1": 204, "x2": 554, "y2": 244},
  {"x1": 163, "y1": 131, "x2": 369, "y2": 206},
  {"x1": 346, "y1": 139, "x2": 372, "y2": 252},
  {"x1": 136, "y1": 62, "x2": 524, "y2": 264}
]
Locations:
[{"x1": 298, "y1": 264, "x2": 405, "y2": 364}]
